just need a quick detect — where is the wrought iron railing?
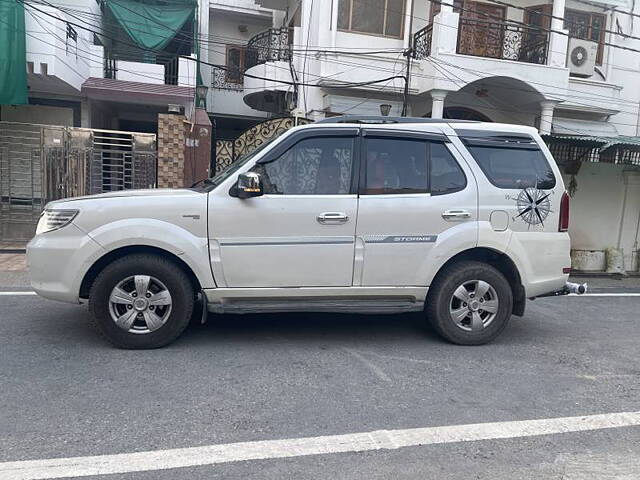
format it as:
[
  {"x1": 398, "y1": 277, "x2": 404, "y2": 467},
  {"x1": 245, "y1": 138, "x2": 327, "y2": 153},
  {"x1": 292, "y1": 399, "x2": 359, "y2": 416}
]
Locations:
[
  {"x1": 457, "y1": 18, "x2": 549, "y2": 65},
  {"x1": 412, "y1": 24, "x2": 433, "y2": 59},
  {"x1": 211, "y1": 65, "x2": 243, "y2": 90},
  {"x1": 104, "y1": 53, "x2": 117, "y2": 79},
  {"x1": 245, "y1": 27, "x2": 292, "y2": 70}
]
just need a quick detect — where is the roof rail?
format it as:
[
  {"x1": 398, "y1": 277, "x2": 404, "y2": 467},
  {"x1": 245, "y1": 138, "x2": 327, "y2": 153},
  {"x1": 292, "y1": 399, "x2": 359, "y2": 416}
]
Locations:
[{"x1": 315, "y1": 115, "x2": 478, "y2": 124}]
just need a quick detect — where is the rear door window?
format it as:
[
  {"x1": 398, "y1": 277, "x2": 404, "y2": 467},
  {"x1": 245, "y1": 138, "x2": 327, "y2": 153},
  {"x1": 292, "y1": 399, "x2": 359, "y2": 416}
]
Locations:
[
  {"x1": 363, "y1": 137, "x2": 428, "y2": 195},
  {"x1": 462, "y1": 136, "x2": 556, "y2": 190},
  {"x1": 362, "y1": 135, "x2": 467, "y2": 195}
]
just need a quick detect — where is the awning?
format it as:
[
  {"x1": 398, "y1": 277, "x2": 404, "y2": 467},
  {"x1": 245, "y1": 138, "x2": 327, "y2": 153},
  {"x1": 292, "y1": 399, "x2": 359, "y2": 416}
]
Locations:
[
  {"x1": 582, "y1": 0, "x2": 631, "y2": 8},
  {"x1": 544, "y1": 120, "x2": 640, "y2": 168},
  {"x1": 82, "y1": 77, "x2": 194, "y2": 107},
  {"x1": 552, "y1": 118, "x2": 618, "y2": 137},
  {"x1": 0, "y1": 0, "x2": 28, "y2": 105},
  {"x1": 104, "y1": 0, "x2": 196, "y2": 51}
]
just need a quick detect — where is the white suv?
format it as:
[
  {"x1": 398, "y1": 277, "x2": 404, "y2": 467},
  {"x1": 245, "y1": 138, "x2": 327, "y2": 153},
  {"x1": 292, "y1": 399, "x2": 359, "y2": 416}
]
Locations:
[{"x1": 27, "y1": 117, "x2": 573, "y2": 348}]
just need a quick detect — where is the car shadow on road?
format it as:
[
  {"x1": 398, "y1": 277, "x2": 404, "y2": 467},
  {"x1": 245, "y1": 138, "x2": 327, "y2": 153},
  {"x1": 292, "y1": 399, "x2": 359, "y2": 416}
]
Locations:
[{"x1": 180, "y1": 310, "x2": 440, "y2": 346}]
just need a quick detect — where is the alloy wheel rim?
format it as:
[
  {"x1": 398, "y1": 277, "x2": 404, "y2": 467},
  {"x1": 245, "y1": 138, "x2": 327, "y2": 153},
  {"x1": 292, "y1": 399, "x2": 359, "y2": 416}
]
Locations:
[
  {"x1": 448, "y1": 280, "x2": 499, "y2": 332},
  {"x1": 108, "y1": 275, "x2": 172, "y2": 334}
]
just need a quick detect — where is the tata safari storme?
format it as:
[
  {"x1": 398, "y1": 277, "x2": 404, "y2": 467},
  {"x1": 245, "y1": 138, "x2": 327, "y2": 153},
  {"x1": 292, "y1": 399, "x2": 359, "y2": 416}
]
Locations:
[{"x1": 27, "y1": 116, "x2": 579, "y2": 349}]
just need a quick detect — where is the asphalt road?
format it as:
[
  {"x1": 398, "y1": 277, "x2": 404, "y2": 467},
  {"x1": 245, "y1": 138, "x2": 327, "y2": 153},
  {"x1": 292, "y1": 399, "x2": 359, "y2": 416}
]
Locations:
[{"x1": 1, "y1": 289, "x2": 639, "y2": 479}]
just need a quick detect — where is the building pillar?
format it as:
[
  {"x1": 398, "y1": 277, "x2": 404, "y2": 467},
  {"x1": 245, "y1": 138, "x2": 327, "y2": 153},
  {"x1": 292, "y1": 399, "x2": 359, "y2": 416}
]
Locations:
[
  {"x1": 80, "y1": 98, "x2": 92, "y2": 128},
  {"x1": 548, "y1": 0, "x2": 568, "y2": 68},
  {"x1": 184, "y1": 107, "x2": 212, "y2": 186},
  {"x1": 430, "y1": 90, "x2": 448, "y2": 119},
  {"x1": 157, "y1": 112, "x2": 186, "y2": 188},
  {"x1": 539, "y1": 100, "x2": 557, "y2": 135}
]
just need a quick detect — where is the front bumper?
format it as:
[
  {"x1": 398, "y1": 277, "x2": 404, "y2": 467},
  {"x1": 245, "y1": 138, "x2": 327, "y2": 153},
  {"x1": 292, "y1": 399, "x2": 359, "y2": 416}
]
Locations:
[{"x1": 27, "y1": 224, "x2": 105, "y2": 303}]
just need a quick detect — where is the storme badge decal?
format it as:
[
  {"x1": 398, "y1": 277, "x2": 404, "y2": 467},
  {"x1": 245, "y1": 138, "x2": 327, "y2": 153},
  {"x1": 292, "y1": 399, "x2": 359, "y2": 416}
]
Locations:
[{"x1": 364, "y1": 235, "x2": 438, "y2": 243}]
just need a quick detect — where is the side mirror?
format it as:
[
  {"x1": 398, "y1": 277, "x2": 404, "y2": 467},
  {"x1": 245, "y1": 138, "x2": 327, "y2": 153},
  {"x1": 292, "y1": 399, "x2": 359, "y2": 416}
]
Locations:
[{"x1": 234, "y1": 172, "x2": 263, "y2": 198}]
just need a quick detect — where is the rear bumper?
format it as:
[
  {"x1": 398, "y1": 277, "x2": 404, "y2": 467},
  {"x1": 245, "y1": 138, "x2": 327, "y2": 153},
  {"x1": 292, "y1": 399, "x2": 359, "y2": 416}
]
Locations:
[
  {"x1": 507, "y1": 231, "x2": 571, "y2": 298},
  {"x1": 26, "y1": 224, "x2": 105, "y2": 303}
]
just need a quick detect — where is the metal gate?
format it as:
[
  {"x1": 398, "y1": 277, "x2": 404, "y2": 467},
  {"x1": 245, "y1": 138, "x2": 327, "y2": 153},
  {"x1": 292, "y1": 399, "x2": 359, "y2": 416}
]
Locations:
[
  {"x1": 215, "y1": 116, "x2": 310, "y2": 175},
  {"x1": 0, "y1": 121, "x2": 156, "y2": 242}
]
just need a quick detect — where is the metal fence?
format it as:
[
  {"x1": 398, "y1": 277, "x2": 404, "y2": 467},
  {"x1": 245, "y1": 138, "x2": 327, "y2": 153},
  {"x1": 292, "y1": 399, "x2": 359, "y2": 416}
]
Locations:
[
  {"x1": 214, "y1": 117, "x2": 310, "y2": 175},
  {"x1": 245, "y1": 28, "x2": 292, "y2": 70},
  {"x1": 0, "y1": 121, "x2": 156, "y2": 242},
  {"x1": 457, "y1": 18, "x2": 549, "y2": 65},
  {"x1": 413, "y1": 25, "x2": 433, "y2": 60},
  {"x1": 0, "y1": 122, "x2": 44, "y2": 242}
]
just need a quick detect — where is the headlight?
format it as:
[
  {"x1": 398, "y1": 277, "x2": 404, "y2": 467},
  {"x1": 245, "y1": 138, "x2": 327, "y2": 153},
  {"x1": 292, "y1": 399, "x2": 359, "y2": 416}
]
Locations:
[{"x1": 36, "y1": 209, "x2": 79, "y2": 235}]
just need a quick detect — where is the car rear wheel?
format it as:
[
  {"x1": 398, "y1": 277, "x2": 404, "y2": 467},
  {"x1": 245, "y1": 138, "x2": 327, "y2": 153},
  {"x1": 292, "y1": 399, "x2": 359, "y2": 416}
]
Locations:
[
  {"x1": 426, "y1": 260, "x2": 513, "y2": 345},
  {"x1": 89, "y1": 254, "x2": 194, "y2": 349}
]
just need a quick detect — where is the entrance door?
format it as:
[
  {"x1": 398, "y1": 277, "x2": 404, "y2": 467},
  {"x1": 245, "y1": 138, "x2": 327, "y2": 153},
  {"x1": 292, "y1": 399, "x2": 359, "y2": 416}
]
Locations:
[
  {"x1": 355, "y1": 131, "x2": 477, "y2": 286},
  {"x1": 208, "y1": 129, "x2": 358, "y2": 288},
  {"x1": 458, "y1": 2, "x2": 506, "y2": 59}
]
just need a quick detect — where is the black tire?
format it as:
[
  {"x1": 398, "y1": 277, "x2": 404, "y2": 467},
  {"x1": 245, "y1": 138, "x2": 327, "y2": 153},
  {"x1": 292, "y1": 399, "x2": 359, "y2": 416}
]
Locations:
[
  {"x1": 426, "y1": 260, "x2": 513, "y2": 345},
  {"x1": 89, "y1": 254, "x2": 194, "y2": 349}
]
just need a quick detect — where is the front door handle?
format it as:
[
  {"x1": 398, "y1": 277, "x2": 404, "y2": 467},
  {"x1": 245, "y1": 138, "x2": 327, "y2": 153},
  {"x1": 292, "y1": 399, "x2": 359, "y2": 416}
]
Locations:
[
  {"x1": 317, "y1": 212, "x2": 349, "y2": 225},
  {"x1": 442, "y1": 209, "x2": 471, "y2": 221}
]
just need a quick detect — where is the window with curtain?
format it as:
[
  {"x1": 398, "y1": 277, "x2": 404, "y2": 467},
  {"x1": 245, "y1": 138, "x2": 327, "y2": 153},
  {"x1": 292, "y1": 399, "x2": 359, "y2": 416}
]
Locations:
[
  {"x1": 337, "y1": 0, "x2": 405, "y2": 38},
  {"x1": 564, "y1": 10, "x2": 606, "y2": 65},
  {"x1": 226, "y1": 45, "x2": 246, "y2": 84},
  {"x1": 252, "y1": 137, "x2": 354, "y2": 195}
]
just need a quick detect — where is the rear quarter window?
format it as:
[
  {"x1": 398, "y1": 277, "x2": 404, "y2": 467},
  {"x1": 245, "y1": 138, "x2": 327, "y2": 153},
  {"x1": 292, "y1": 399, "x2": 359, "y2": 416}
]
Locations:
[{"x1": 464, "y1": 144, "x2": 556, "y2": 190}]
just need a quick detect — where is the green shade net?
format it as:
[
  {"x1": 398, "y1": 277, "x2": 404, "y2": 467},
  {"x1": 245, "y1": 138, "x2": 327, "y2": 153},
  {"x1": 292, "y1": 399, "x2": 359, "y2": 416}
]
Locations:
[
  {"x1": 0, "y1": 0, "x2": 28, "y2": 105},
  {"x1": 105, "y1": 0, "x2": 196, "y2": 51}
]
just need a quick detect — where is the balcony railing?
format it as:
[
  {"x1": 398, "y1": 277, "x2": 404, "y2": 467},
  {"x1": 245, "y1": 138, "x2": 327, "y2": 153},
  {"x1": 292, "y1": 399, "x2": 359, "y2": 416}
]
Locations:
[
  {"x1": 211, "y1": 65, "x2": 243, "y2": 91},
  {"x1": 245, "y1": 27, "x2": 292, "y2": 70},
  {"x1": 457, "y1": 18, "x2": 549, "y2": 65},
  {"x1": 412, "y1": 24, "x2": 433, "y2": 60}
]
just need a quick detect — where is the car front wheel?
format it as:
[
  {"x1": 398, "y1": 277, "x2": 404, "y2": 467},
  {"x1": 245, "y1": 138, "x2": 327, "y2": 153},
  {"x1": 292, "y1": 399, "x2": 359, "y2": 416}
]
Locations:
[
  {"x1": 426, "y1": 260, "x2": 513, "y2": 345},
  {"x1": 89, "y1": 254, "x2": 194, "y2": 349}
]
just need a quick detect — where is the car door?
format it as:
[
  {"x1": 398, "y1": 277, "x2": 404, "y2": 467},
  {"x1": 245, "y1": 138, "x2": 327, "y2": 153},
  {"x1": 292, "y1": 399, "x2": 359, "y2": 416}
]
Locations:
[
  {"x1": 208, "y1": 128, "x2": 359, "y2": 288},
  {"x1": 355, "y1": 129, "x2": 478, "y2": 286}
]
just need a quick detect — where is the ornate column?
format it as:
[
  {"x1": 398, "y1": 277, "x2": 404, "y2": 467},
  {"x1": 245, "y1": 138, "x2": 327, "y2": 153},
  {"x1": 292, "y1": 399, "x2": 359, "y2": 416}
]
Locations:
[
  {"x1": 539, "y1": 100, "x2": 557, "y2": 135},
  {"x1": 430, "y1": 90, "x2": 448, "y2": 119}
]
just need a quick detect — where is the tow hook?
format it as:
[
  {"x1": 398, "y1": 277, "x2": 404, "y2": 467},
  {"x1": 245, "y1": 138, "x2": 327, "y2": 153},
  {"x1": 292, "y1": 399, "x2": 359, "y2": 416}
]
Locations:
[{"x1": 533, "y1": 282, "x2": 588, "y2": 299}]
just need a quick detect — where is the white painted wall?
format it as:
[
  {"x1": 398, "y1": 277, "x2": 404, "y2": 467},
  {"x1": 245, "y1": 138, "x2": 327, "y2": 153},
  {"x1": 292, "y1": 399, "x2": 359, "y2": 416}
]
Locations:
[
  {"x1": 0, "y1": 104, "x2": 74, "y2": 126},
  {"x1": 563, "y1": 164, "x2": 640, "y2": 271},
  {"x1": 117, "y1": 62, "x2": 166, "y2": 84},
  {"x1": 206, "y1": 4, "x2": 272, "y2": 117},
  {"x1": 24, "y1": 4, "x2": 94, "y2": 92}
]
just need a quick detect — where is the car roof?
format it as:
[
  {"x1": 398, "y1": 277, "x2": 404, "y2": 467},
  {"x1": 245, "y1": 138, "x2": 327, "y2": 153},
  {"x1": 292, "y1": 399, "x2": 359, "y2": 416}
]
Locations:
[{"x1": 299, "y1": 116, "x2": 539, "y2": 137}]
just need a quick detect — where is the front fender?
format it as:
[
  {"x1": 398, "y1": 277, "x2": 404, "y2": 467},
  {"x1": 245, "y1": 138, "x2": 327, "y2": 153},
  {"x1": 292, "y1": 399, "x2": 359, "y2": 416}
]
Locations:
[{"x1": 84, "y1": 218, "x2": 215, "y2": 289}]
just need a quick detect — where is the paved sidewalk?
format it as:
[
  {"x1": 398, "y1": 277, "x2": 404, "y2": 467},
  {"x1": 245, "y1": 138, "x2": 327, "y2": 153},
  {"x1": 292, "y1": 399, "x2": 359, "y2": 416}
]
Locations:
[{"x1": 0, "y1": 253, "x2": 26, "y2": 272}]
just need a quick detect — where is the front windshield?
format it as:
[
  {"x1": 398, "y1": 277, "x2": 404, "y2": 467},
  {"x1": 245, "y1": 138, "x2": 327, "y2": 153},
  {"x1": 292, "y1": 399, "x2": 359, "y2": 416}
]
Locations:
[{"x1": 196, "y1": 137, "x2": 278, "y2": 192}]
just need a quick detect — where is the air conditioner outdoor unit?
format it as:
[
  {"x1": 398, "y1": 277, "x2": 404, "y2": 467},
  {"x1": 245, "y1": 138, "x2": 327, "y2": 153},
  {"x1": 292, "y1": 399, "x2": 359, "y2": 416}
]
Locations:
[{"x1": 567, "y1": 38, "x2": 598, "y2": 77}]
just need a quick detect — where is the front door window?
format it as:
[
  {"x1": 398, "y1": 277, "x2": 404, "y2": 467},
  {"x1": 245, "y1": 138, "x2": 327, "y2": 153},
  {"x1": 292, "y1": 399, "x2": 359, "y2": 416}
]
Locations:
[{"x1": 253, "y1": 137, "x2": 354, "y2": 195}]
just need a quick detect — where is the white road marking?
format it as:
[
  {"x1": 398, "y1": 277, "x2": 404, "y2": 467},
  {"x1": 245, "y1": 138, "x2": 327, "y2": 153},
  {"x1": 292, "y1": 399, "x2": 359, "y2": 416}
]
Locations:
[
  {"x1": 343, "y1": 348, "x2": 392, "y2": 382},
  {"x1": 571, "y1": 293, "x2": 640, "y2": 297},
  {"x1": 1, "y1": 411, "x2": 640, "y2": 480},
  {"x1": 556, "y1": 453, "x2": 640, "y2": 479},
  {"x1": 0, "y1": 291, "x2": 36, "y2": 296}
]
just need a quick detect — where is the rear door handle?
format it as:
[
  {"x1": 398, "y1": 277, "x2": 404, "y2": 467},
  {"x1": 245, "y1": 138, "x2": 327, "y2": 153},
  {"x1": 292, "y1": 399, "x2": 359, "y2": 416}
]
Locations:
[
  {"x1": 317, "y1": 212, "x2": 349, "y2": 224},
  {"x1": 442, "y1": 209, "x2": 471, "y2": 221}
]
